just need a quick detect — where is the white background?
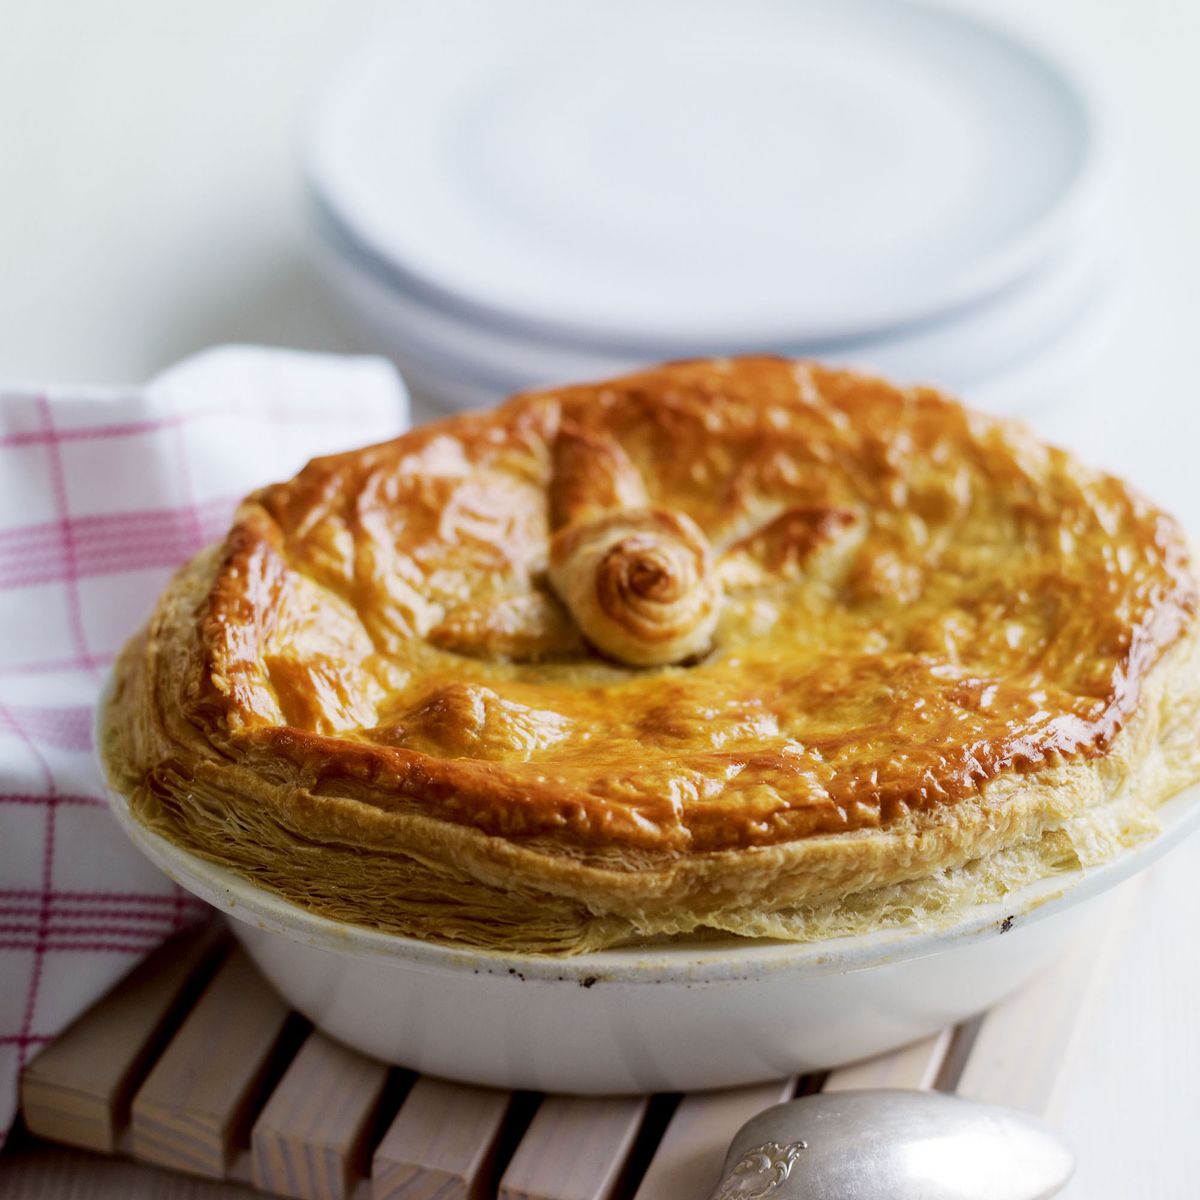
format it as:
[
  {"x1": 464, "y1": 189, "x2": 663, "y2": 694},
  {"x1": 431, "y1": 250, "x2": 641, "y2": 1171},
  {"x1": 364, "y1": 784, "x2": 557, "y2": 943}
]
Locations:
[{"x1": 1, "y1": 0, "x2": 1198, "y2": 1195}]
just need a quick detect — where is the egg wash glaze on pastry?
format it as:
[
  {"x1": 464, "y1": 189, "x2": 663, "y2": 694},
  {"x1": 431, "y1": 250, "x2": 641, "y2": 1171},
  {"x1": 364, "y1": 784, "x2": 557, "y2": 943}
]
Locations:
[{"x1": 102, "y1": 358, "x2": 1200, "y2": 954}]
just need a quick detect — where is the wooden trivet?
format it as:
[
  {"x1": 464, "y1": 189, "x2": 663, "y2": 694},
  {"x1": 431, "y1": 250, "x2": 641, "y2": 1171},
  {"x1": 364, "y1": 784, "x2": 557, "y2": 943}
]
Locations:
[{"x1": 14, "y1": 880, "x2": 1142, "y2": 1200}]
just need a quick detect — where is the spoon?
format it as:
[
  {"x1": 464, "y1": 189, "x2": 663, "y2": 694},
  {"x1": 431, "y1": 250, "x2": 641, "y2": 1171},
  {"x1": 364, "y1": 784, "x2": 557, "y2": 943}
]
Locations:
[{"x1": 709, "y1": 1089, "x2": 1073, "y2": 1199}]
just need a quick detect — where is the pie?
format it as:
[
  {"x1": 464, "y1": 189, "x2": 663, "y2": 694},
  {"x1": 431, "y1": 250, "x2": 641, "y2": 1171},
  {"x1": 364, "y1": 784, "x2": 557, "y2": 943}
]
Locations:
[{"x1": 101, "y1": 358, "x2": 1200, "y2": 954}]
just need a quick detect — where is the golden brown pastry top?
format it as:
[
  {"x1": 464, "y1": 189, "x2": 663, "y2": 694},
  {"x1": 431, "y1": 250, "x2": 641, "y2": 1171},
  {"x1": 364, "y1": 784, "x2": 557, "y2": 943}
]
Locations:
[{"x1": 191, "y1": 358, "x2": 1196, "y2": 855}]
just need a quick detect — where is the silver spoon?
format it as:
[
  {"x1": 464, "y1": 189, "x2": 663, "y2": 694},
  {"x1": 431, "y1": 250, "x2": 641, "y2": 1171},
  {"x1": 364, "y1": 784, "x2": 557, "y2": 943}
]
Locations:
[{"x1": 709, "y1": 1089, "x2": 1073, "y2": 1199}]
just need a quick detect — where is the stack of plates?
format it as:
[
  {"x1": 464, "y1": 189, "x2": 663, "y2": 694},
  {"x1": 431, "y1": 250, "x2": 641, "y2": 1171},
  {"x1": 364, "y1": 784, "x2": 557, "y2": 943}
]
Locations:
[{"x1": 306, "y1": 0, "x2": 1111, "y2": 412}]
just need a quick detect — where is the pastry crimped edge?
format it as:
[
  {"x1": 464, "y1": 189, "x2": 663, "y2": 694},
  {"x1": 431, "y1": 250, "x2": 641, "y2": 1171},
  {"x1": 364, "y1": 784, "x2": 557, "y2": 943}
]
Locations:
[{"x1": 101, "y1": 542, "x2": 1200, "y2": 956}]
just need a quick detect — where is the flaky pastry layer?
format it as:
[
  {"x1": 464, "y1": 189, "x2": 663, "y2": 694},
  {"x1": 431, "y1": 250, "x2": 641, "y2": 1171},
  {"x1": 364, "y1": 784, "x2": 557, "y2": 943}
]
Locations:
[{"x1": 101, "y1": 359, "x2": 1200, "y2": 953}]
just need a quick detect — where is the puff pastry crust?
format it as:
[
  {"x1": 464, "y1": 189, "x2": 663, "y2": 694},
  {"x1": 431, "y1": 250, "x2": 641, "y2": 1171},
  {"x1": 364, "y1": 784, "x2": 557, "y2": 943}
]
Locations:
[{"x1": 102, "y1": 358, "x2": 1200, "y2": 954}]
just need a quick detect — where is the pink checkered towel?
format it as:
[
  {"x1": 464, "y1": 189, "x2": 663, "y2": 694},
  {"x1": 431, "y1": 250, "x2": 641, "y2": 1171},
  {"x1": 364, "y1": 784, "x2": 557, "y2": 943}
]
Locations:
[{"x1": 0, "y1": 345, "x2": 409, "y2": 1143}]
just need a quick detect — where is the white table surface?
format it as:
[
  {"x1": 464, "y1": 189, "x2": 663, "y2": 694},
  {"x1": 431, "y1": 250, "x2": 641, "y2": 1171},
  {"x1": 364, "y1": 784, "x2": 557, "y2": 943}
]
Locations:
[{"x1": 2, "y1": 0, "x2": 1198, "y2": 1195}]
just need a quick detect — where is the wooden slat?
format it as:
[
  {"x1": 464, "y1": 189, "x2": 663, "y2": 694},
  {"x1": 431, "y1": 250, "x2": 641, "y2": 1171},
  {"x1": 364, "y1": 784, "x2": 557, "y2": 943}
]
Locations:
[
  {"x1": 0, "y1": 1141, "x2": 263, "y2": 1200},
  {"x1": 130, "y1": 946, "x2": 296, "y2": 1178},
  {"x1": 372, "y1": 1076, "x2": 513, "y2": 1200},
  {"x1": 631, "y1": 1079, "x2": 793, "y2": 1200},
  {"x1": 251, "y1": 1030, "x2": 391, "y2": 1200},
  {"x1": 823, "y1": 1028, "x2": 953, "y2": 1092},
  {"x1": 19, "y1": 921, "x2": 228, "y2": 1154},
  {"x1": 499, "y1": 1095, "x2": 648, "y2": 1200},
  {"x1": 955, "y1": 878, "x2": 1145, "y2": 1119}
]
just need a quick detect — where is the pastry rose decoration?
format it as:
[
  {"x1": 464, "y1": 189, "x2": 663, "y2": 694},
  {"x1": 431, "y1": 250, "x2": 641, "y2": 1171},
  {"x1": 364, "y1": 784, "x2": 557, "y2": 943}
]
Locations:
[
  {"x1": 549, "y1": 507, "x2": 721, "y2": 666},
  {"x1": 547, "y1": 422, "x2": 722, "y2": 666}
]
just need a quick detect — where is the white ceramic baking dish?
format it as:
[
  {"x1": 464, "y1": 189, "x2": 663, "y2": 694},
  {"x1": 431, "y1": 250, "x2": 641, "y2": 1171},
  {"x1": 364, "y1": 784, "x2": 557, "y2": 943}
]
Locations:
[{"x1": 104, "y1": 777, "x2": 1200, "y2": 1095}]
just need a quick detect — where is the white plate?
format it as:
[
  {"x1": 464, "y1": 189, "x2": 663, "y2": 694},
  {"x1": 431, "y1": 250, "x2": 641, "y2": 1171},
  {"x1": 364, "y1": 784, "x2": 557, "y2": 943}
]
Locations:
[
  {"x1": 307, "y1": 0, "x2": 1101, "y2": 348},
  {"x1": 314, "y1": 210, "x2": 1113, "y2": 412},
  {"x1": 963, "y1": 260, "x2": 1123, "y2": 414}
]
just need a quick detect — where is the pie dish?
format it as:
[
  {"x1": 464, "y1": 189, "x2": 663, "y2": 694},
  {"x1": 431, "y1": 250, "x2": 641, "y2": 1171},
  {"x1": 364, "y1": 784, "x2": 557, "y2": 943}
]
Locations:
[
  {"x1": 100, "y1": 357, "x2": 1200, "y2": 957},
  {"x1": 104, "y1": 769, "x2": 1200, "y2": 1092}
]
